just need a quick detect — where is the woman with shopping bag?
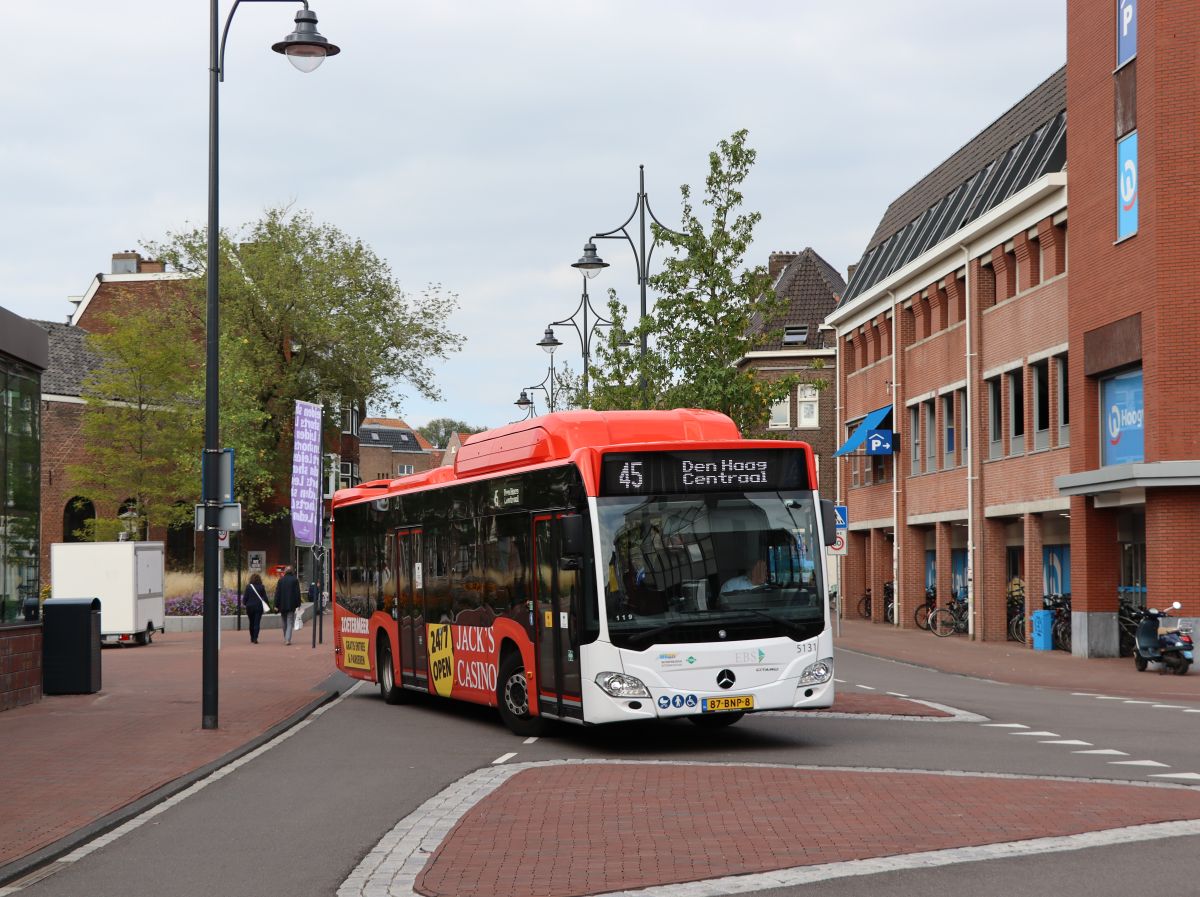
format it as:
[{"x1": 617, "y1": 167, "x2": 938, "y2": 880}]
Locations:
[{"x1": 242, "y1": 572, "x2": 271, "y2": 644}]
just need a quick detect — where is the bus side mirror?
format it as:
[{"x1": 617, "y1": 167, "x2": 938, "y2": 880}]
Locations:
[
  {"x1": 560, "y1": 515, "x2": 587, "y2": 557},
  {"x1": 820, "y1": 500, "x2": 838, "y2": 547}
]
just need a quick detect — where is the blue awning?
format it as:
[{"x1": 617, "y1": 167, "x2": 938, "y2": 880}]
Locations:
[{"x1": 833, "y1": 405, "x2": 892, "y2": 456}]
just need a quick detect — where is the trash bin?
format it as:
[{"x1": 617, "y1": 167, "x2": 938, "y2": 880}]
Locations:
[
  {"x1": 42, "y1": 597, "x2": 102, "y2": 694},
  {"x1": 1031, "y1": 608, "x2": 1054, "y2": 651}
]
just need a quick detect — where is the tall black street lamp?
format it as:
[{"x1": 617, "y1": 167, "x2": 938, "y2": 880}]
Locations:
[
  {"x1": 514, "y1": 334, "x2": 562, "y2": 418},
  {"x1": 540, "y1": 273, "x2": 623, "y2": 402},
  {"x1": 572, "y1": 164, "x2": 684, "y2": 359},
  {"x1": 202, "y1": 0, "x2": 339, "y2": 730}
]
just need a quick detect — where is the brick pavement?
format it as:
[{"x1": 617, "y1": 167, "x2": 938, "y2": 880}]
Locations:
[
  {"x1": 414, "y1": 764, "x2": 1200, "y2": 897},
  {"x1": 0, "y1": 625, "x2": 336, "y2": 881}
]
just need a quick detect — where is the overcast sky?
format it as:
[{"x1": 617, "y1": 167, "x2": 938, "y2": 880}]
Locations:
[{"x1": 3, "y1": 1, "x2": 1064, "y2": 434}]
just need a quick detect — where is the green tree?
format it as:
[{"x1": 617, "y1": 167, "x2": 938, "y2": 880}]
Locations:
[
  {"x1": 68, "y1": 306, "x2": 201, "y2": 537},
  {"x1": 146, "y1": 207, "x2": 465, "y2": 520},
  {"x1": 417, "y1": 418, "x2": 488, "y2": 448},
  {"x1": 588, "y1": 130, "x2": 795, "y2": 433}
]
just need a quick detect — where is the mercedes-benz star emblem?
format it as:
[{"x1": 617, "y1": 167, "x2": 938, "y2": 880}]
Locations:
[{"x1": 716, "y1": 669, "x2": 736, "y2": 690}]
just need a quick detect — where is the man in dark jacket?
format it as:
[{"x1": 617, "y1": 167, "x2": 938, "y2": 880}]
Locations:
[{"x1": 275, "y1": 567, "x2": 302, "y2": 645}]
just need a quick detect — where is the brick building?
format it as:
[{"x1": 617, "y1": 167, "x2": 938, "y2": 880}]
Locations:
[
  {"x1": 359, "y1": 418, "x2": 439, "y2": 481},
  {"x1": 737, "y1": 248, "x2": 842, "y2": 494},
  {"x1": 827, "y1": 0, "x2": 1199, "y2": 658}
]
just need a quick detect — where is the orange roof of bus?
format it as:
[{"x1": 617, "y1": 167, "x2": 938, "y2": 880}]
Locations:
[{"x1": 334, "y1": 409, "x2": 813, "y2": 506}]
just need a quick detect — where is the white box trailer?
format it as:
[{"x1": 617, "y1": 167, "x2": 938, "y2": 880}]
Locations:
[{"x1": 50, "y1": 541, "x2": 165, "y2": 645}]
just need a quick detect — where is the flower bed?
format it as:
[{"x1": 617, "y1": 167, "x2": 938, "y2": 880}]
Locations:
[{"x1": 165, "y1": 588, "x2": 242, "y2": 616}]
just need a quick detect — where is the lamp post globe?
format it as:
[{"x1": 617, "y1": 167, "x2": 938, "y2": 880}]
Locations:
[
  {"x1": 571, "y1": 241, "x2": 608, "y2": 279},
  {"x1": 271, "y1": 6, "x2": 341, "y2": 72},
  {"x1": 537, "y1": 327, "x2": 561, "y2": 355}
]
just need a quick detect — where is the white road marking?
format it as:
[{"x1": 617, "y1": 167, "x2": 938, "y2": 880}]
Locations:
[
  {"x1": 1123, "y1": 700, "x2": 1153, "y2": 705},
  {"x1": 855, "y1": 684, "x2": 876, "y2": 690},
  {"x1": 1011, "y1": 731, "x2": 1060, "y2": 737},
  {"x1": 886, "y1": 692, "x2": 909, "y2": 698},
  {"x1": 1149, "y1": 773, "x2": 1200, "y2": 782},
  {"x1": 1151, "y1": 705, "x2": 1186, "y2": 709},
  {"x1": 336, "y1": 760, "x2": 1200, "y2": 897},
  {"x1": 981, "y1": 723, "x2": 1029, "y2": 728},
  {"x1": 1071, "y1": 692, "x2": 1101, "y2": 696},
  {"x1": 1109, "y1": 760, "x2": 1170, "y2": 767},
  {"x1": 1074, "y1": 749, "x2": 1129, "y2": 756},
  {"x1": 522, "y1": 737, "x2": 539, "y2": 744},
  {"x1": 1184, "y1": 709, "x2": 1200, "y2": 714},
  {"x1": 833, "y1": 678, "x2": 846, "y2": 683},
  {"x1": 1040, "y1": 740, "x2": 1092, "y2": 746},
  {"x1": 1094, "y1": 696, "x2": 1126, "y2": 700},
  {"x1": 492, "y1": 752, "x2": 517, "y2": 765}
]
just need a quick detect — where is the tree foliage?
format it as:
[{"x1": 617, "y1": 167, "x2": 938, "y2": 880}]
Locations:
[
  {"x1": 74, "y1": 207, "x2": 464, "y2": 526},
  {"x1": 417, "y1": 418, "x2": 488, "y2": 448},
  {"x1": 587, "y1": 130, "x2": 796, "y2": 433},
  {"x1": 68, "y1": 306, "x2": 201, "y2": 535}
]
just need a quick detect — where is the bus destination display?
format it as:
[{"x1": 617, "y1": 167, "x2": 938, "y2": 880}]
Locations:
[{"x1": 600, "y1": 450, "x2": 809, "y2": 495}]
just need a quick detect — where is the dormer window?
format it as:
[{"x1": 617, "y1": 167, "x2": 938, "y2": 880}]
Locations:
[{"x1": 783, "y1": 326, "x2": 808, "y2": 345}]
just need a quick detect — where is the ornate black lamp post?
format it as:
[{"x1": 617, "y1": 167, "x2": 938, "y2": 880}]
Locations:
[{"x1": 202, "y1": 0, "x2": 339, "y2": 730}]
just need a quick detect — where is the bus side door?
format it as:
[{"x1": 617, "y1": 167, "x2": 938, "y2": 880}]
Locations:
[
  {"x1": 533, "y1": 514, "x2": 583, "y2": 720},
  {"x1": 396, "y1": 529, "x2": 426, "y2": 688}
]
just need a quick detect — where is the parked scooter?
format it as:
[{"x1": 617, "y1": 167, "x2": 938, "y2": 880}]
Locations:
[{"x1": 1131, "y1": 601, "x2": 1193, "y2": 675}]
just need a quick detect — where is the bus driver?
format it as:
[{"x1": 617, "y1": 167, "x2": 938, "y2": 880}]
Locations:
[{"x1": 721, "y1": 559, "x2": 768, "y2": 594}]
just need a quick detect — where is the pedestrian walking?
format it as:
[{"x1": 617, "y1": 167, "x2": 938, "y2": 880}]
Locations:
[
  {"x1": 242, "y1": 573, "x2": 270, "y2": 644},
  {"x1": 275, "y1": 566, "x2": 302, "y2": 645}
]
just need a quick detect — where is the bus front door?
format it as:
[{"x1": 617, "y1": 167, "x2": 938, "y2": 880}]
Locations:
[
  {"x1": 396, "y1": 529, "x2": 426, "y2": 689},
  {"x1": 533, "y1": 514, "x2": 583, "y2": 721}
]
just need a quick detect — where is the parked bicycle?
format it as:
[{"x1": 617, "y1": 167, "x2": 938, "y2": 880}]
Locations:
[
  {"x1": 883, "y1": 581, "x2": 895, "y2": 624},
  {"x1": 929, "y1": 594, "x2": 969, "y2": 637},
  {"x1": 857, "y1": 587, "x2": 872, "y2": 620},
  {"x1": 1045, "y1": 593, "x2": 1072, "y2": 652},
  {"x1": 1006, "y1": 580, "x2": 1026, "y2": 643},
  {"x1": 913, "y1": 585, "x2": 937, "y2": 631},
  {"x1": 1118, "y1": 598, "x2": 1141, "y2": 657}
]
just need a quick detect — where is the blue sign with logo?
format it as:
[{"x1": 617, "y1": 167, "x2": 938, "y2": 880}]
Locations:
[
  {"x1": 1102, "y1": 368, "x2": 1144, "y2": 465},
  {"x1": 1043, "y1": 545, "x2": 1071, "y2": 596},
  {"x1": 833, "y1": 505, "x2": 848, "y2": 530},
  {"x1": 1117, "y1": 0, "x2": 1137, "y2": 67},
  {"x1": 1117, "y1": 131, "x2": 1138, "y2": 241},
  {"x1": 865, "y1": 430, "x2": 893, "y2": 455}
]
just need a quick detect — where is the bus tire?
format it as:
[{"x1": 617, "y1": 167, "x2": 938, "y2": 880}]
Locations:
[
  {"x1": 689, "y1": 712, "x2": 745, "y2": 728},
  {"x1": 497, "y1": 651, "x2": 545, "y2": 737},
  {"x1": 377, "y1": 639, "x2": 405, "y2": 705}
]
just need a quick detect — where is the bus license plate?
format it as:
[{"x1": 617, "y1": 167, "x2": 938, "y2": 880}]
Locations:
[{"x1": 702, "y1": 695, "x2": 754, "y2": 713}]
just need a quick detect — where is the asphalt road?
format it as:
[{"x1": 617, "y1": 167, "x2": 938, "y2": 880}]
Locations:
[{"x1": 11, "y1": 648, "x2": 1200, "y2": 897}]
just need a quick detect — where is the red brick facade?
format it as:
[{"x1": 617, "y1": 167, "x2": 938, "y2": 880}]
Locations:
[{"x1": 0, "y1": 625, "x2": 42, "y2": 712}]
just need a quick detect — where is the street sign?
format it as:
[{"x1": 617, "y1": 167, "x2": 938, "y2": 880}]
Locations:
[
  {"x1": 218, "y1": 530, "x2": 230, "y2": 549},
  {"x1": 865, "y1": 430, "x2": 893, "y2": 455},
  {"x1": 834, "y1": 505, "x2": 848, "y2": 531},
  {"x1": 827, "y1": 533, "x2": 847, "y2": 556},
  {"x1": 194, "y1": 502, "x2": 242, "y2": 533}
]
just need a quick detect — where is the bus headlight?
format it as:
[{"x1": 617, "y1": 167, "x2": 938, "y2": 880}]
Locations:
[
  {"x1": 798, "y1": 658, "x2": 833, "y2": 685},
  {"x1": 595, "y1": 672, "x2": 651, "y2": 698}
]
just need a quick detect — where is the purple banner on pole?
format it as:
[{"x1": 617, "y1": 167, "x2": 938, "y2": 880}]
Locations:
[{"x1": 290, "y1": 400, "x2": 323, "y2": 545}]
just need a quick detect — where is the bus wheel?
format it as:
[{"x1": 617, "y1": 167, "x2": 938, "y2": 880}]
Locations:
[
  {"x1": 378, "y1": 640, "x2": 405, "y2": 705},
  {"x1": 689, "y1": 712, "x2": 745, "y2": 729},
  {"x1": 497, "y1": 653, "x2": 545, "y2": 737}
]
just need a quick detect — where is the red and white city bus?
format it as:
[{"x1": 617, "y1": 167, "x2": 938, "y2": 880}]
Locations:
[{"x1": 330, "y1": 409, "x2": 838, "y2": 734}]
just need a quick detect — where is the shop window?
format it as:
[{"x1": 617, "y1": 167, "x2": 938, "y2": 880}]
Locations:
[
  {"x1": 796, "y1": 385, "x2": 819, "y2": 428},
  {"x1": 910, "y1": 405, "x2": 921, "y2": 476},
  {"x1": 988, "y1": 377, "x2": 1003, "y2": 460},
  {"x1": 1008, "y1": 369, "x2": 1025, "y2": 456},
  {"x1": 1032, "y1": 359, "x2": 1050, "y2": 451},
  {"x1": 1056, "y1": 353, "x2": 1070, "y2": 446},
  {"x1": 942, "y1": 393, "x2": 956, "y2": 469},
  {"x1": 924, "y1": 400, "x2": 937, "y2": 472},
  {"x1": 768, "y1": 394, "x2": 791, "y2": 429}
]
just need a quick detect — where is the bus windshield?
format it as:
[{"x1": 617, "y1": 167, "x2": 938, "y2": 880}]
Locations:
[{"x1": 597, "y1": 492, "x2": 826, "y2": 650}]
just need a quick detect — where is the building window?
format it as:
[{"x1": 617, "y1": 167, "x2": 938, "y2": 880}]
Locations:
[
  {"x1": 1032, "y1": 359, "x2": 1050, "y2": 450},
  {"x1": 924, "y1": 400, "x2": 937, "y2": 472},
  {"x1": 943, "y1": 393, "x2": 956, "y2": 468},
  {"x1": 959, "y1": 389, "x2": 968, "y2": 457},
  {"x1": 988, "y1": 377, "x2": 1003, "y2": 460},
  {"x1": 796, "y1": 385, "x2": 819, "y2": 428},
  {"x1": 870, "y1": 454, "x2": 889, "y2": 485},
  {"x1": 1057, "y1": 353, "x2": 1070, "y2": 446},
  {"x1": 1008, "y1": 368, "x2": 1025, "y2": 456},
  {"x1": 783, "y1": 326, "x2": 808, "y2": 345},
  {"x1": 768, "y1": 394, "x2": 791, "y2": 429},
  {"x1": 910, "y1": 405, "x2": 921, "y2": 476},
  {"x1": 340, "y1": 406, "x2": 359, "y2": 436},
  {"x1": 396, "y1": 464, "x2": 414, "y2": 476}
]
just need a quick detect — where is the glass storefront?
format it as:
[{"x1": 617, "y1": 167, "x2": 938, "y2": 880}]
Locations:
[{"x1": 1, "y1": 360, "x2": 41, "y2": 625}]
